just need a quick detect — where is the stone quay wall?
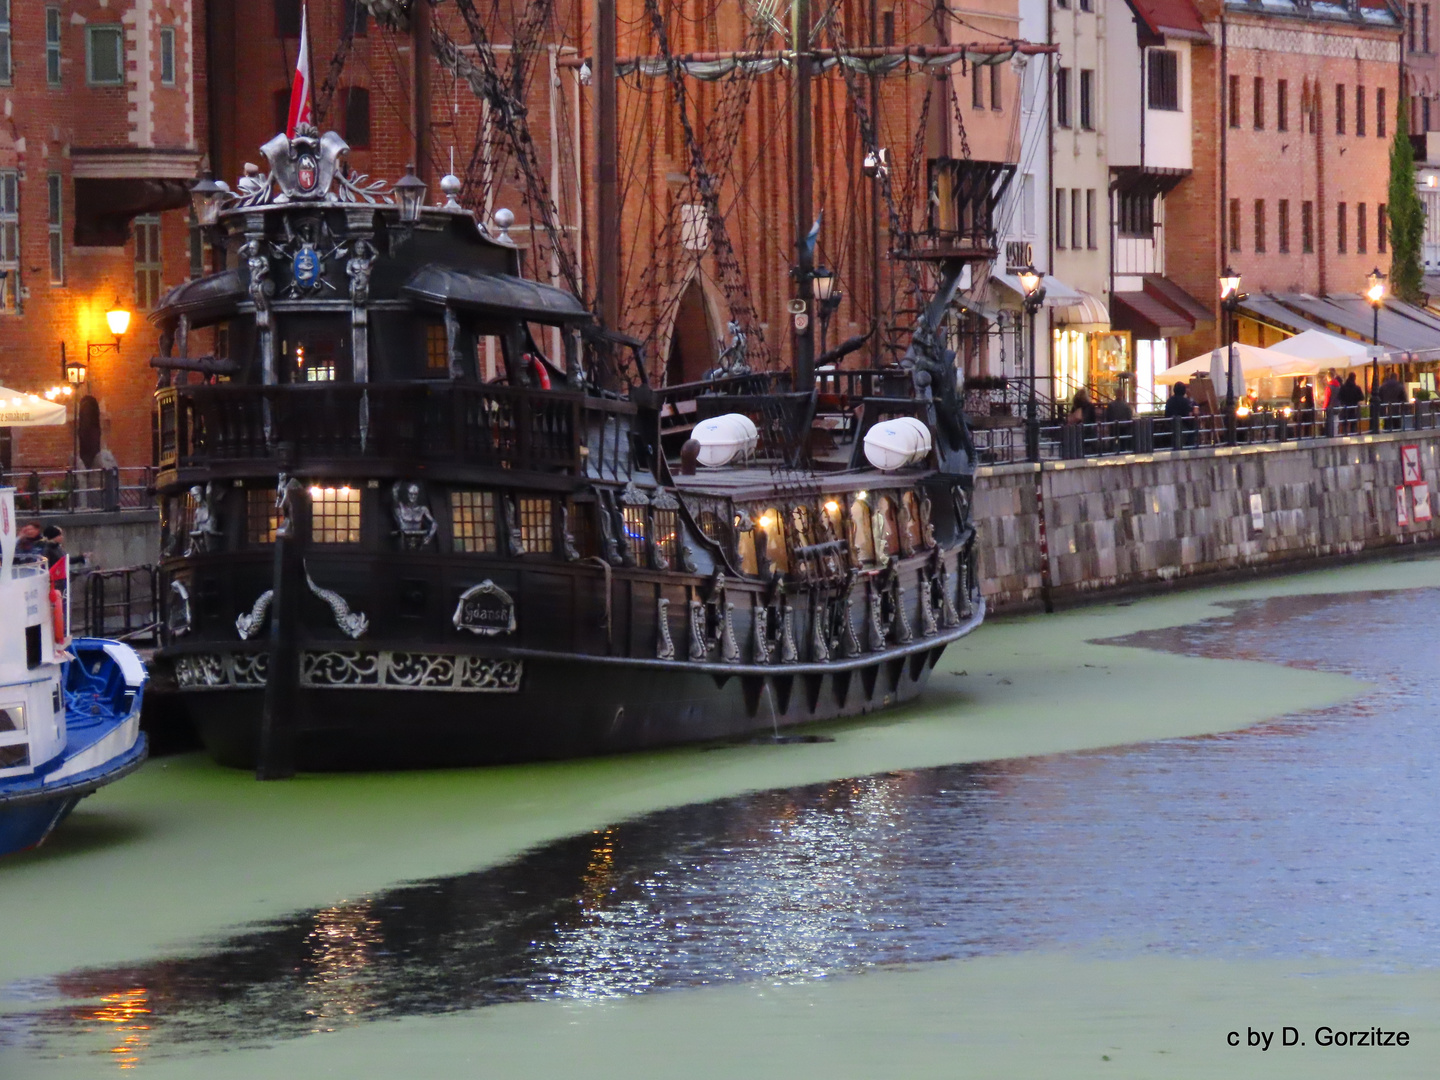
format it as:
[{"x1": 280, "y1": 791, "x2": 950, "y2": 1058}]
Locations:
[{"x1": 973, "y1": 429, "x2": 1440, "y2": 613}]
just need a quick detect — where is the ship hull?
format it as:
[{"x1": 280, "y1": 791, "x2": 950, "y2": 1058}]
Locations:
[{"x1": 165, "y1": 604, "x2": 982, "y2": 771}]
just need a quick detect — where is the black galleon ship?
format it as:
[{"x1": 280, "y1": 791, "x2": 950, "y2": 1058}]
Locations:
[{"x1": 151, "y1": 116, "x2": 986, "y2": 773}]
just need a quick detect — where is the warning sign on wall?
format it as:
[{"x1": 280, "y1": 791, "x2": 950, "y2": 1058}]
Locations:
[
  {"x1": 1397, "y1": 486, "x2": 1411, "y2": 528},
  {"x1": 1402, "y1": 444, "x2": 1422, "y2": 486},
  {"x1": 1414, "y1": 482, "x2": 1433, "y2": 523}
]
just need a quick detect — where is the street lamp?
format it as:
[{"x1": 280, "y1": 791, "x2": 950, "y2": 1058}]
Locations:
[
  {"x1": 812, "y1": 266, "x2": 842, "y2": 356},
  {"x1": 1219, "y1": 267, "x2": 1245, "y2": 444},
  {"x1": 1366, "y1": 268, "x2": 1386, "y2": 431},
  {"x1": 1018, "y1": 264, "x2": 1046, "y2": 462},
  {"x1": 190, "y1": 169, "x2": 228, "y2": 228}
]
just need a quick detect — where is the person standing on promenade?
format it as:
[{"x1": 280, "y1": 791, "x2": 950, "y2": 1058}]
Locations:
[{"x1": 1337, "y1": 372, "x2": 1366, "y2": 433}]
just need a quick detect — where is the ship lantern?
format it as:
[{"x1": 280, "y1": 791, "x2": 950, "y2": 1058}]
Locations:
[
  {"x1": 190, "y1": 170, "x2": 228, "y2": 227},
  {"x1": 394, "y1": 164, "x2": 428, "y2": 223}
]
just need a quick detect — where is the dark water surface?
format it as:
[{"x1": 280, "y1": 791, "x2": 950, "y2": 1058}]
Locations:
[{"x1": 5, "y1": 589, "x2": 1438, "y2": 1058}]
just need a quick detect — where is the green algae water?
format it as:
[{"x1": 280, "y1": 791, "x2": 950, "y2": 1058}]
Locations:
[{"x1": 5, "y1": 556, "x2": 1440, "y2": 1078}]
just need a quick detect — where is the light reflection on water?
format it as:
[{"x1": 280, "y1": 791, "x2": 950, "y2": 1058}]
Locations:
[{"x1": 5, "y1": 588, "x2": 1439, "y2": 1062}]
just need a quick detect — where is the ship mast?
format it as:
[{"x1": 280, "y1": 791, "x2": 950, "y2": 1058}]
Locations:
[{"x1": 792, "y1": 0, "x2": 816, "y2": 390}]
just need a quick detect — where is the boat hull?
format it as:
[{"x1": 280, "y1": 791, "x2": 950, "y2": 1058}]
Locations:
[
  {"x1": 0, "y1": 735, "x2": 148, "y2": 856},
  {"x1": 170, "y1": 604, "x2": 983, "y2": 771}
]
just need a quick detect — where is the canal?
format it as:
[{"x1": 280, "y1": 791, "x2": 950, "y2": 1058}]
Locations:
[{"x1": 3, "y1": 557, "x2": 1439, "y2": 1077}]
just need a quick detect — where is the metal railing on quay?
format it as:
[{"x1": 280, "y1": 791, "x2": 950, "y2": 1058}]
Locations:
[
  {"x1": 74, "y1": 565, "x2": 159, "y2": 644},
  {"x1": 971, "y1": 401, "x2": 1440, "y2": 466},
  {"x1": 4, "y1": 466, "x2": 155, "y2": 515}
]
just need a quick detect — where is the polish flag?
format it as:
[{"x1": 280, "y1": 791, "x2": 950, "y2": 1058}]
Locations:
[{"x1": 286, "y1": 5, "x2": 312, "y2": 137}]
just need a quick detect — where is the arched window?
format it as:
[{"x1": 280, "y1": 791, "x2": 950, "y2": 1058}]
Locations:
[
  {"x1": 756, "y1": 507, "x2": 788, "y2": 573},
  {"x1": 849, "y1": 494, "x2": 876, "y2": 564}
]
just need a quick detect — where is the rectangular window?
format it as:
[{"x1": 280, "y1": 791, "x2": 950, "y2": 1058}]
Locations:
[
  {"x1": 450, "y1": 491, "x2": 498, "y2": 553},
  {"x1": 0, "y1": 170, "x2": 17, "y2": 313},
  {"x1": 1148, "y1": 50, "x2": 1179, "y2": 111},
  {"x1": 342, "y1": 0, "x2": 371, "y2": 36},
  {"x1": 1118, "y1": 191, "x2": 1155, "y2": 237},
  {"x1": 424, "y1": 322, "x2": 448, "y2": 371},
  {"x1": 1080, "y1": 0, "x2": 1092, "y2": 10},
  {"x1": 1411, "y1": 3, "x2": 1418, "y2": 50},
  {"x1": 1378, "y1": 88, "x2": 1387, "y2": 137},
  {"x1": 134, "y1": 215, "x2": 163, "y2": 310},
  {"x1": 990, "y1": 62, "x2": 1002, "y2": 112},
  {"x1": 1336, "y1": 84, "x2": 1346, "y2": 135},
  {"x1": 1086, "y1": 189, "x2": 1096, "y2": 249},
  {"x1": 1229, "y1": 74, "x2": 1241, "y2": 128},
  {"x1": 972, "y1": 62, "x2": 985, "y2": 109},
  {"x1": 652, "y1": 507, "x2": 679, "y2": 567},
  {"x1": 45, "y1": 6, "x2": 62, "y2": 86},
  {"x1": 1021, "y1": 173, "x2": 1035, "y2": 235},
  {"x1": 275, "y1": 0, "x2": 302, "y2": 38},
  {"x1": 1428, "y1": 98, "x2": 1434, "y2": 132},
  {"x1": 47, "y1": 174, "x2": 63, "y2": 284},
  {"x1": 1357, "y1": 85, "x2": 1366, "y2": 136},
  {"x1": 160, "y1": 27, "x2": 176, "y2": 86},
  {"x1": 1071, "y1": 188, "x2": 1082, "y2": 249},
  {"x1": 1277, "y1": 79, "x2": 1288, "y2": 130},
  {"x1": 1056, "y1": 0, "x2": 1069, "y2": 9},
  {"x1": 1056, "y1": 67, "x2": 1071, "y2": 128},
  {"x1": 0, "y1": 0, "x2": 11, "y2": 85},
  {"x1": 1229, "y1": 198, "x2": 1241, "y2": 252},
  {"x1": 1054, "y1": 188, "x2": 1067, "y2": 249},
  {"x1": 310, "y1": 485, "x2": 361, "y2": 544},
  {"x1": 1358, "y1": 202, "x2": 1368, "y2": 253},
  {"x1": 518, "y1": 497, "x2": 553, "y2": 555},
  {"x1": 1253, "y1": 77, "x2": 1265, "y2": 129},
  {"x1": 1426, "y1": 4, "x2": 1432, "y2": 52},
  {"x1": 1278, "y1": 199, "x2": 1290, "y2": 253},
  {"x1": 1302, "y1": 200, "x2": 1315, "y2": 253},
  {"x1": 1080, "y1": 69, "x2": 1094, "y2": 130},
  {"x1": 247, "y1": 488, "x2": 278, "y2": 544},
  {"x1": 1379, "y1": 203, "x2": 1389, "y2": 252},
  {"x1": 344, "y1": 87, "x2": 371, "y2": 148},
  {"x1": 882, "y1": 10, "x2": 894, "y2": 45},
  {"x1": 1337, "y1": 201, "x2": 1347, "y2": 253},
  {"x1": 622, "y1": 506, "x2": 648, "y2": 564},
  {"x1": 1254, "y1": 199, "x2": 1266, "y2": 253},
  {"x1": 86, "y1": 25, "x2": 124, "y2": 86}
]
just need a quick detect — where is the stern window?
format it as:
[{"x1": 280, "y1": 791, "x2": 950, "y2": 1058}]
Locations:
[
  {"x1": 518, "y1": 497, "x2": 554, "y2": 554},
  {"x1": 622, "y1": 506, "x2": 648, "y2": 563},
  {"x1": 653, "y1": 507, "x2": 679, "y2": 567},
  {"x1": 848, "y1": 494, "x2": 876, "y2": 564},
  {"x1": 451, "y1": 491, "x2": 498, "y2": 553},
  {"x1": 424, "y1": 322, "x2": 449, "y2": 373},
  {"x1": 736, "y1": 518, "x2": 759, "y2": 575},
  {"x1": 309, "y1": 485, "x2": 361, "y2": 544},
  {"x1": 755, "y1": 507, "x2": 788, "y2": 573},
  {"x1": 247, "y1": 488, "x2": 278, "y2": 544}
]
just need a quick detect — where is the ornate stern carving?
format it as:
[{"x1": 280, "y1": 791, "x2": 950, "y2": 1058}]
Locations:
[
  {"x1": 597, "y1": 491, "x2": 624, "y2": 566},
  {"x1": 920, "y1": 495, "x2": 937, "y2": 548},
  {"x1": 304, "y1": 564, "x2": 369, "y2": 638},
  {"x1": 185, "y1": 482, "x2": 222, "y2": 556},
  {"x1": 346, "y1": 238, "x2": 376, "y2": 307},
  {"x1": 656, "y1": 597, "x2": 676, "y2": 660},
  {"x1": 688, "y1": 599, "x2": 709, "y2": 661},
  {"x1": 810, "y1": 596, "x2": 830, "y2": 662},
  {"x1": 919, "y1": 568, "x2": 939, "y2": 637},
  {"x1": 168, "y1": 581, "x2": 193, "y2": 638},
  {"x1": 391, "y1": 481, "x2": 438, "y2": 550},
  {"x1": 867, "y1": 581, "x2": 888, "y2": 652},
  {"x1": 721, "y1": 601, "x2": 740, "y2": 663},
  {"x1": 680, "y1": 543, "x2": 698, "y2": 573},
  {"x1": 893, "y1": 578, "x2": 915, "y2": 644},
  {"x1": 957, "y1": 548, "x2": 975, "y2": 619},
  {"x1": 843, "y1": 596, "x2": 864, "y2": 657},
  {"x1": 500, "y1": 495, "x2": 525, "y2": 558},
  {"x1": 752, "y1": 606, "x2": 772, "y2": 664},
  {"x1": 937, "y1": 557, "x2": 961, "y2": 629},
  {"x1": 560, "y1": 504, "x2": 581, "y2": 562},
  {"x1": 235, "y1": 589, "x2": 274, "y2": 639},
  {"x1": 779, "y1": 603, "x2": 799, "y2": 663},
  {"x1": 275, "y1": 474, "x2": 303, "y2": 540}
]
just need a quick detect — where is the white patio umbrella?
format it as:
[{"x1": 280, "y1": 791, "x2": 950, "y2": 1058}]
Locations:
[
  {"x1": 1263, "y1": 329, "x2": 1374, "y2": 374},
  {"x1": 1155, "y1": 343, "x2": 1286, "y2": 393},
  {"x1": 0, "y1": 387, "x2": 66, "y2": 427}
]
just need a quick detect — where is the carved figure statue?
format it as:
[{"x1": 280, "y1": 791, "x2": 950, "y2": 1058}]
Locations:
[
  {"x1": 186, "y1": 483, "x2": 222, "y2": 555},
  {"x1": 705, "y1": 319, "x2": 750, "y2": 380},
  {"x1": 391, "y1": 481, "x2": 438, "y2": 549},
  {"x1": 239, "y1": 238, "x2": 273, "y2": 315},
  {"x1": 275, "y1": 473, "x2": 303, "y2": 539},
  {"x1": 347, "y1": 238, "x2": 377, "y2": 307}
]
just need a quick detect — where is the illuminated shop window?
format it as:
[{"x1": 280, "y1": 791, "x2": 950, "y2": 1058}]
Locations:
[
  {"x1": 518, "y1": 497, "x2": 553, "y2": 554},
  {"x1": 450, "y1": 491, "x2": 498, "y2": 553},
  {"x1": 309, "y1": 485, "x2": 361, "y2": 544},
  {"x1": 247, "y1": 488, "x2": 278, "y2": 544}
]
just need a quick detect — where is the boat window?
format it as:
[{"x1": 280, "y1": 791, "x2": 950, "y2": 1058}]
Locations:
[
  {"x1": 653, "y1": 507, "x2": 679, "y2": 567},
  {"x1": 849, "y1": 494, "x2": 876, "y2": 564},
  {"x1": 622, "y1": 505, "x2": 648, "y2": 563},
  {"x1": 0, "y1": 743, "x2": 30, "y2": 769},
  {"x1": 0, "y1": 705, "x2": 24, "y2": 732},
  {"x1": 450, "y1": 491, "x2": 498, "y2": 553},
  {"x1": 518, "y1": 497, "x2": 554, "y2": 554},
  {"x1": 308, "y1": 484, "x2": 361, "y2": 544},
  {"x1": 246, "y1": 488, "x2": 278, "y2": 544},
  {"x1": 280, "y1": 316, "x2": 352, "y2": 383},
  {"x1": 756, "y1": 507, "x2": 788, "y2": 573},
  {"x1": 424, "y1": 321, "x2": 449, "y2": 375},
  {"x1": 875, "y1": 494, "x2": 900, "y2": 557},
  {"x1": 901, "y1": 492, "x2": 924, "y2": 554},
  {"x1": 25, "y1": 625, "x2": 42, "y2": 669},
  {"x1": 736, "y1": 517, "x2": 759, "y2": 575}
]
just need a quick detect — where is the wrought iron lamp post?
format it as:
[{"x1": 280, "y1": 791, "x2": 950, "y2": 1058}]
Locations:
[
  {"x1": 1366, "y1": 268, "x2": 1386, "y2": 432},
  {"x1": 1219, "y1": 267, "x2": 1244, "y2": 445},
  {"x1": 1018, "y1": 264, "x2": 1046, "y2": 462},
  {"x1": 812, "y1": 266, "x2": 841, "y2": 356}
]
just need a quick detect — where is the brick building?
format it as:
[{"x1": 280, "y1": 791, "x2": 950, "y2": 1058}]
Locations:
[{"x1": 0, "y1": 0, "x2": 204, "y2": 473}]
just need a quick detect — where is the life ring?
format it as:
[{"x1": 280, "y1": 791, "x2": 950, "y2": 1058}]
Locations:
[
  {"x1": 526, "y1": 353, "x2": 551, "y2": 390},
  {"x1": 50, "y1": 586, "x2": 66, "y2": 645}
]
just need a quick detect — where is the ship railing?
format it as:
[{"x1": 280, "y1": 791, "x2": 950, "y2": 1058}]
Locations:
[
  {"x1": 74, "y1": 565, "x2": 159, "y2": 643},
  {"x1": 655, "y1": 371, "x2": 788, "y2": 439},
  {"x1": 4, "y1": 466, "x2": 154, "y2": 514},
  {"x1": 156, "y1": 382, "x2": 636, "y2": 475}
]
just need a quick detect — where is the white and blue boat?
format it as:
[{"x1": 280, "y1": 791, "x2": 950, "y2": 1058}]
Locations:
[{"x1": 1, "y1": 522, "x2": 148, "y2": 856}]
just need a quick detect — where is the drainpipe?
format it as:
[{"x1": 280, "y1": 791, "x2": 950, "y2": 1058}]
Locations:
[{"x1": 1219, "y1": 14, "x2": 1228, "y2": 349}]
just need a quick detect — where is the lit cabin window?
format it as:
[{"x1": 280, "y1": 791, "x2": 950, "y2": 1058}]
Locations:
[
  {"x1": 849, "y1": 493, "x2": 876, "y2": 564},
  {"x1": 309, "y1": 485, "x2": 361, "y2": 544},
  {"x1": 697, "y1": 510, "x2": 724, "y2": 544},
  {"x1": 874, "y1": 494, "x2": 900, "y2": 557},
  {"x1": 247, "y1": 488, "x2": 278, "y2": 544},
  {"x1": 622, "y1": 506, "x2": 648, "y2": 562},
  {"x1": 450, "y1": 491, "x2": 498, "y2": 553},
  {"x1": 901, "y1": 492, "x2": 924, "y2": 553},
  {"x1": 425, "y1": 322, "x2": 449, "y2": 373},
  {"x1": 736, "y1": 516, "x2": 759, "y2": 575},
  {"x1": 653, "y1": 507, "x2": 679, "y2": 566},
  {"x1": 518, "y1": 497, "x2": 554, "y2": 554},
  {"x1": 822, "y1": 497, "x2": 845, "y2": 540},
  {"x1": 756, "y1": 507, "x2": 788, "y2": 573}
]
